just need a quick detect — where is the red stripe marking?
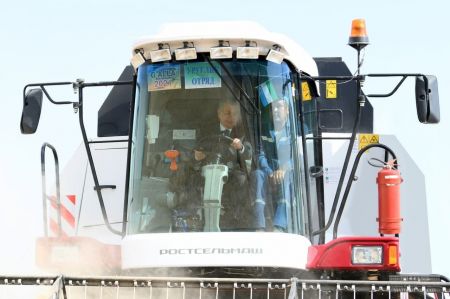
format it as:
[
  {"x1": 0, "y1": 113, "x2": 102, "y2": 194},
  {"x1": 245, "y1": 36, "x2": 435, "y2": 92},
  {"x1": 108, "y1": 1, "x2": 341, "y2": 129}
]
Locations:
[
  {"x1": 47, "y1": 195, "x2": 56, "y2": 203},
  {"x1": 49, "y1": 218, "x2": 68, "y2": 237},
  {"x1": 50, "y1": 201, "x2": 75, "y2": 228},
  {"x1": 66, "y1": 195, "x2": 76, "y2": 205}
]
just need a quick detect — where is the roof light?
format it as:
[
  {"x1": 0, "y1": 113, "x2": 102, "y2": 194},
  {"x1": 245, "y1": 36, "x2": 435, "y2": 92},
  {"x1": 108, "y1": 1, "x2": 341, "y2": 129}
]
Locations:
[
  {"x1": 210, "y1": 40, "x2": 232, "y2": 59},
  {"x1": 150, "y1": 43, "x2": 172, "y2": 63},
  {"x1": 175, "y1": 42, "x2": 197, "y2": 61},
  {"x1": 348, "y1": 18, "x2": 369, "y2": 49},
  {"x1": 266, "y1": 44, "x2": 285, "y2": 64},
  {"x1": 237, "y1": 41, "x2": 259, "y2": 59},
  {"x1": 130, "y1": 49, "x2": 146, "y2": 70},
  {"x1": 351, "y1": 245, "x2": 382, "y2": 265}
]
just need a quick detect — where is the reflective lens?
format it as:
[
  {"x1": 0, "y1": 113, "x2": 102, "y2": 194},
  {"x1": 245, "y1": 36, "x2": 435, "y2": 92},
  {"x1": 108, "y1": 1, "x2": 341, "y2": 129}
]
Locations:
[
  {"x1": 210, "y1": 46, "x2": 233, "y2": 59},
  {"x1": 150, "y1": 49, "x2": 172, "y2": 62},
  {"x1": 175, "y1": 48, "x2": 197, "y2": 60},
  {"x1": 236, "y1": 46, "x2": 259, "y2": 59},
  {"x1": 266, "y1": 49, "x2": 285, "y2": 64},
  {"x1": 352, "y1": 246, "x2": 383, "y2": 264},
  {"x1": 131, "y1": 52, "x2": 146, "y2": 70}
]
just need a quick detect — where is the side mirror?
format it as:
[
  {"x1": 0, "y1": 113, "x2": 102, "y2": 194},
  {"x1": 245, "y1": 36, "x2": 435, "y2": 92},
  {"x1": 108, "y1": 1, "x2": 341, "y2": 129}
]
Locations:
[
  {"x1": 415, "y1": 75, "x2": 440, "y2": 124},
  {"x1": 20, "y1": 88, "x2": 43, "y2": 134}
]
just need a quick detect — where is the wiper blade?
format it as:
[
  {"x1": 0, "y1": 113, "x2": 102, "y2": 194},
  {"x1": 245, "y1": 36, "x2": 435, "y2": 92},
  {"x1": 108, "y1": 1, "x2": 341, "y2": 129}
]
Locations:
[
  {"x1": 216, "y1": 59, "x2": 260, "y2": 113},
  {"x1": 204, "y1": 55, "x2": 259, "y2": 115}
]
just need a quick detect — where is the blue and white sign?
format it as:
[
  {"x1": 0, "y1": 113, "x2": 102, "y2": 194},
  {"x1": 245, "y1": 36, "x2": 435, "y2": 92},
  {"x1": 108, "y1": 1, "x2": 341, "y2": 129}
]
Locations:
[
  {"x1": 148, "y1": 64, "x2": 181, "y2": 91},
  {"x1": 184, "y1": 62, "x2": 222, "y2": 89}
]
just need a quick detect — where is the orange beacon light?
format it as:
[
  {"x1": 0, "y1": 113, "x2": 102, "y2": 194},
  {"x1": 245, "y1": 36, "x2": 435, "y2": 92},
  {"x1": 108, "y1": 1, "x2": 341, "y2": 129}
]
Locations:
[{"x1": 348, "y1": 18, "x2": 369, "y2": 49}]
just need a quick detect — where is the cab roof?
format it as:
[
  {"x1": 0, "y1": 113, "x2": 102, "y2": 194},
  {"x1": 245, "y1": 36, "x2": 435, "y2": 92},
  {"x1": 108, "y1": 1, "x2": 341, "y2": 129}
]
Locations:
[{"x1": 132, "y1": 21, "x2": 318, "y2": 76}]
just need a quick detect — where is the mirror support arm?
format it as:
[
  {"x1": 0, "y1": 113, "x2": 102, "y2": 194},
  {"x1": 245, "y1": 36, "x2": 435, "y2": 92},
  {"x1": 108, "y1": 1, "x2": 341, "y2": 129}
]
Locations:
[
  {"x1": 366, "y1": 76, "x2": 407, "y2": 98},
  {"x1": 304, "y1": 73, "x2": 428, "y2": 99},
  {"x1": 365, "y1": 73, "x2": 427, "y2": 98},
  {"x1": 23, "y1": 82, "x2": 74, "y2": 105}
]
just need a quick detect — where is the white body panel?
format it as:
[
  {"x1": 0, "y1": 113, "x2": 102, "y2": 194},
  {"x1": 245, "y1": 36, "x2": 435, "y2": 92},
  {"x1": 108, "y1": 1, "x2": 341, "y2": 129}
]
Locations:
[
  {"x1": 58, "y1": 137, "x2": 127, "y2": 244},
  {"x1": 122, "y1": 232, "x2": 311, "y2": 269}
]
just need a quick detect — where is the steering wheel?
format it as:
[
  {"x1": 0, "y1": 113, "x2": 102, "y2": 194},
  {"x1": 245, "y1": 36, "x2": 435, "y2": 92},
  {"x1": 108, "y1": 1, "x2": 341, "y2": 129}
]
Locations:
[{"x1": 196, "y1": 134, "x2": 235, "y2": 165}]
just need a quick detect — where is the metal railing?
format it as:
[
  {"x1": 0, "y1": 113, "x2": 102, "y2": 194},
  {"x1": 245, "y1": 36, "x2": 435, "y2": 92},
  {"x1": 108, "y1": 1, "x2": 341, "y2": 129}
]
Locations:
[{"x1": 1, "y1": 275, "x2": 450, "y2": 299}]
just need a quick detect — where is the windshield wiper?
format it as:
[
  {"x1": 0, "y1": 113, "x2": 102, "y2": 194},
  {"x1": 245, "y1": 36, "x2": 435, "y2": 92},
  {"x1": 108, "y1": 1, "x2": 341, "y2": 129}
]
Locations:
[{"x1": 204, "y1": 55, "x2": 259, "y2": 115}]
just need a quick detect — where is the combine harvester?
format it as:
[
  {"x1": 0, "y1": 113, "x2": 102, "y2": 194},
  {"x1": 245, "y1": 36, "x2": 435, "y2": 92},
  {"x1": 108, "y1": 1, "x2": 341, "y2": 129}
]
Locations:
[{"x1": 5, "y1": 19, "x2": 449, "y2": 298}]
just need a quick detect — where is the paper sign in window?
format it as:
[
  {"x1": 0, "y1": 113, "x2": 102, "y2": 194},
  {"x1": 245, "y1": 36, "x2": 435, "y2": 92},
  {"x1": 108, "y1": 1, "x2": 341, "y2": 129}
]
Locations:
[
  {"x1": 184, "y1": 62, "x2": 222, "y2": 89},
  {"x1": 148, "y1": 64, "x2": 181, "y2": 91}
]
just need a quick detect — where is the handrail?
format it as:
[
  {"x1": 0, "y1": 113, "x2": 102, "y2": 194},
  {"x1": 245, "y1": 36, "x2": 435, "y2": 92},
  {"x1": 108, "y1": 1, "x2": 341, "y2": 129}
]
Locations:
[{"x1": 41, "y1": 143, "x2": 62, "y2": 237}]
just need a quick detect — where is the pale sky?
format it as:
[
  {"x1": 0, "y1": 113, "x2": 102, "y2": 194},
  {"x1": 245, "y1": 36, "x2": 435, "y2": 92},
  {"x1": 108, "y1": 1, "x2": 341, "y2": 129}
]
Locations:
[{"x1": 1, "y1": 0, "x2": 449, "y2": 278}]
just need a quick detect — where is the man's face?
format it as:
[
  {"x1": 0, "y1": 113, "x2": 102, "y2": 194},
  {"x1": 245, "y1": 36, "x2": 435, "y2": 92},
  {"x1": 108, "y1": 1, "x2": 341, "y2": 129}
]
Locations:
[
  {"x1": 218, "y1": 103, "x2": 239, "y2": 129},
  {"x1": 272, "y1": 100, "x2": 289, "y2": 129}
]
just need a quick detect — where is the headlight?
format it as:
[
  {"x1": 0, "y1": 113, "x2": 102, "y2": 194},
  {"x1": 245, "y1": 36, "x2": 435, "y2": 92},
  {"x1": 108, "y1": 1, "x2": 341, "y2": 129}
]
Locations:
[{"x1": 352, "y1": 246, "x2": 382, "y2": 264}]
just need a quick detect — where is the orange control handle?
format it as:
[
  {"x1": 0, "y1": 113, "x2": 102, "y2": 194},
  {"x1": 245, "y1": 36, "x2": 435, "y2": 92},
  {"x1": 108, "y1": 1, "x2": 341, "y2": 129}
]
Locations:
[{"x1": 164, "y1": 150, "x2": 180, "y2": 171}]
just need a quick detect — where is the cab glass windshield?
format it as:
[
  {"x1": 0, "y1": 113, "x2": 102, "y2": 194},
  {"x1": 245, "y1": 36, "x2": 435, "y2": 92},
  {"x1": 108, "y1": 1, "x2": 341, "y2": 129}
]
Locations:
[{"x1": 128, "y1": 57, "x2": 306, "y2": 234}]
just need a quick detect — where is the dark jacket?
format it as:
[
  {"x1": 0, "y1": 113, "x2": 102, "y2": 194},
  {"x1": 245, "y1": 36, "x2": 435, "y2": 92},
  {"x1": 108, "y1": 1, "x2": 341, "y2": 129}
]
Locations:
[{"x1": 198, "y1": 124, "x2": 252, "y2": 169}]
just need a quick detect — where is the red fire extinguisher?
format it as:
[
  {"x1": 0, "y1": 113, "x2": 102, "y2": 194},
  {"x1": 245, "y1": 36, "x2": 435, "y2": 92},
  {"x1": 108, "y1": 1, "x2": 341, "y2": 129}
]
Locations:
[{"x1": 376, "y1": 160, "x2": 403, "y2": 235}]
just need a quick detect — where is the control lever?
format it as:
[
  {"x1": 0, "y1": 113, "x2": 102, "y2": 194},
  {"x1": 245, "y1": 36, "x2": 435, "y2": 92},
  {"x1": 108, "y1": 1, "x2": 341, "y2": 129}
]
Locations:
[{"x1": 164, "y1": 149, "x2": 180, "y2": 171}]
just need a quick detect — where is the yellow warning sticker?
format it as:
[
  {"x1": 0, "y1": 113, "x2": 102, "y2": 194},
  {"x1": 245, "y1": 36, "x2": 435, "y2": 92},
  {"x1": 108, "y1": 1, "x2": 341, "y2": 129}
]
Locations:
[
  {"x1": 301, "y1": 82, "x2": 312, "y2": 101},
  {"x1": 359, "y1": 133, "x2": 379, "y2": 150},
  {"x1": 326, "y1": 80, "x2": 337, "y2": 99}
]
